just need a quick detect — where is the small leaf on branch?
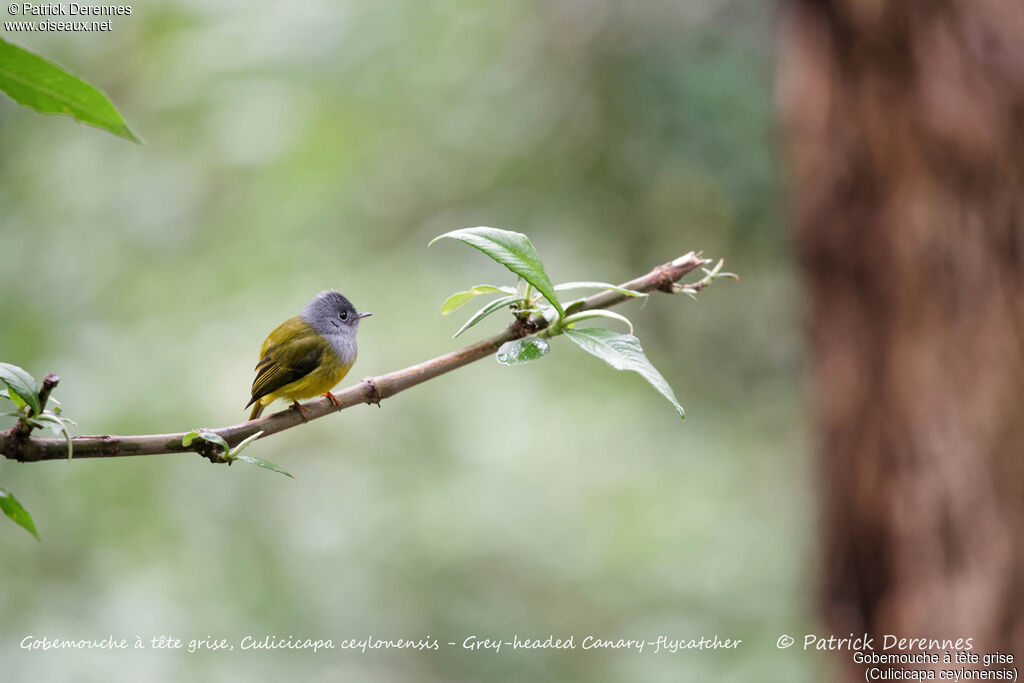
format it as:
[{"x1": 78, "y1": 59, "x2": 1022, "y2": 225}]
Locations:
[
  {"x1": 230, "y1": 430, "x2": 264, "y2": 457},
  {"x1": 560, "y1": 309, "x2": 635, "y2": 335},
  {"x1": 496, "y1": 338, "x2": 550, "y2": 366},
  {"x1": 564, "y1": 328, "x2": 685, "y2": 419},
  {"x1": 0, "y1": 389, "x2": 29, "y2": 413},
  {"x1": 31, "y1": 413, "x2": 73, "y2": 459},
  {"x1": 0, "y1": 487, "x2": 40, "y2": 540},
  {"x1": 0, "y1": 362, "x2": 40, "y2": 415},
  {"x1": 440, "y1": 285, "x2": 515, "y2": 315},
  {"x1": 452, "y1": 294, "x2": 520, "y2": 338},
  {"x1": 183, "y1": 429, "x2": 230, "y2": 456},
  {"x1": 184, "y1": 429, "x2": 272, "y2": 471},
  {"x1": 234, "y1": 454, "x2": 294, "y2": 478},
  {"x1": 430, "y1": 227, "x2": 564, "y2": 316},
  {"x1": 673, "y1": 258, "x2": 739, "y2": 299}
]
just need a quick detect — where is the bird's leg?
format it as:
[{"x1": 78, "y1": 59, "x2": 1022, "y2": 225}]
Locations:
[
  {"x1": 322, "y1": 392, "x2": 342, "y2": 410},
  {"x1": 291, "y1": 401, "x2": 311, "y2": 422}
]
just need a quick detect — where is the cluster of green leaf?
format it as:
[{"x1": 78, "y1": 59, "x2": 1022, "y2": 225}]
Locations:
[
  {"x1": 182, "y1": 429, "x2": 290, "y2": 478},
  {"x1": 0, "y1": 363, "x2": 77, "y2": 540},
  {"x1": 0, "y1": 37, "x2": 136, "y2": 141},
  {"x1": 432, "y1": 227, "x2": 712, "y2": 419},
  {"x1": 0, "y1": 364, "x2": 75, "y2": 452}
]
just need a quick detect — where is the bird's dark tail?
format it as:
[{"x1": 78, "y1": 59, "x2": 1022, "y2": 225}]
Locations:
[{"x1": 248, "y1": 402, "x2": 264, "y2": 420}]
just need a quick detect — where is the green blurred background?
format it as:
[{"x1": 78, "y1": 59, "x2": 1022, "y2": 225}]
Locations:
[{"x1": 0, "y1": 0, "x2": 819, "y2": 680}]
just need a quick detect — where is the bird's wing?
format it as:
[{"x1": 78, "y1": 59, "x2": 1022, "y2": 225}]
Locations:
[{"x1": 246, "y1": 322, "x2": 324, "y2": 407}]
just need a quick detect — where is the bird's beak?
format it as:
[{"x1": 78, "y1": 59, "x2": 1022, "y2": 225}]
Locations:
[{"x1": 357, "y1": 312, "x2": 372, "y2": 319}]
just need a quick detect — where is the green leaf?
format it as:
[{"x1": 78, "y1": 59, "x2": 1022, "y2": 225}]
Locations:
[
  {"x1": 0, "y1": 487, "x2": 40, "y2": 540},
  {"x1": 430, "y1": 227, "x2": 564, "y2": 316},
  {"x1": 32, "y1": 414, "x2": 73, "y2": 459},
  {"x1": 183, "y1": 429, "x2": 229, "y2": 456},
  {"x1": 553, "y1": 281, "x2": 647, "y2": 298},
  {"x1": 0, "y1": 362, "x2": 39, "y2": 415},
  {"x1": 0, "y1": 388, "x2": 29, "y2": 413},
  {"x1": 0, "y1": 38, "x2": 138, "y2": 141},
  {"x1": 452, "y1": 294, "x2": 520, "y2": 338},
  {"x1": 564, "y1": 328, "x2": 685, "y2": 419},
  {"x1": 185, "y1": 429, "x2": 270, "y2": 468},
  {"x1": 8, "y1": 392, "x2": 28, "y2": 411},
  {"x1": 496, "y1": 338, "x2": 550, "y2": 366},
  {"x1": 440, "y1": 285, "x2": 514, "y2": 315},
  {"x1": 560, "y1": 309, "x2": 635, "y2": 334},
  {"x1": 230, "y1": 430, "x2": 264, "y2": 457},
  {"x1": 234, "y1": 454, "x2": 294, "y2": 479}
]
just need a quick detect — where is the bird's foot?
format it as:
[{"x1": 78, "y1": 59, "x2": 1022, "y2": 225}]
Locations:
[
  {"x1": 291, "y1": 401, "x2": 311, "y2": 422},
  {"x1": 322, "y1": 392, "x2": 342, "y2": 410}
]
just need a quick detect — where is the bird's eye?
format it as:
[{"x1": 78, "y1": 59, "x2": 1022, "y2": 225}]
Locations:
[{"x1": 340, "y1": 311, "x2": 348, "y2": 321}]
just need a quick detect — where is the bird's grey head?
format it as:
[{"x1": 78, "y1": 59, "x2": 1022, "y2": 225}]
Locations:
[{"x1": 301, "y1": 290, "x2": 371, "y2": 337}]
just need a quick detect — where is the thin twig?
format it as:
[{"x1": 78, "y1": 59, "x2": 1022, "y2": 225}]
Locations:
[
  {"x1": 37, "y1": 374, "x2": 60, "y2": 415},
  {"x1": 1, "y1": 252, "x2": 713, "y2": 463},
  {"x1": 12, "y1": 373, "x2": 61, "y2": 438}
]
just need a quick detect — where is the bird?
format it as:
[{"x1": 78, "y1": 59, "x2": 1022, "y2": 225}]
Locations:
[{"x1": 246, "y1": 290, "x2": 371, "y2": 420}]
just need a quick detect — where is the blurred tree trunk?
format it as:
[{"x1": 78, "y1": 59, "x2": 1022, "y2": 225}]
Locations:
[{"x1": 778, "y1": 0, "x2": 1024, "y2": 679}]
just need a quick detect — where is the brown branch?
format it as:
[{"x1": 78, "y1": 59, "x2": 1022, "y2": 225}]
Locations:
[
  {"x1": 1, "y1": 252, "x2": 712, "y2": 463},
  {"x1": 37, "y1": 374, "x2": 60, "y2": 413}
]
